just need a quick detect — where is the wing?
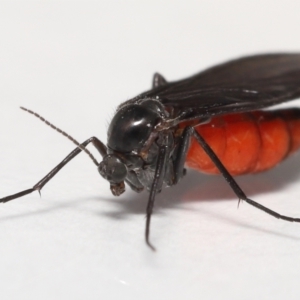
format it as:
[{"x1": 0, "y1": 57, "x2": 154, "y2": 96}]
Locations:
[{"x1": 137, "y1": 53, "x2": 300, "y2": 121}]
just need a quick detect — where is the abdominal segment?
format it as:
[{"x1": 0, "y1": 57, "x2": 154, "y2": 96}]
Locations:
[{"x1": 184, "y1": 109, "x2": 300, "y2": 175}]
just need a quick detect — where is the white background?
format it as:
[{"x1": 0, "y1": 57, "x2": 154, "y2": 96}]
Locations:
[{"x1": 0, "y1": 1, "x2": 300, "y2": 299}]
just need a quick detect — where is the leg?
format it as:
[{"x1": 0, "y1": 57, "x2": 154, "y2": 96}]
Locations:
[
  {"x1": 192, "y1": 129, "x2": 300, "y2": 222},
  {"x1": 173, "y1": 126, "x2": 194, "y2": 184},
  {"x1": 145, "y1": 145, "x2": 168, "y2": 250},
  {"x1": 152, "y1": 73, "x2": 167, "y2": 88},
  {"x1": 0, "y1": 137, "x2": 106, "y2": 203}
]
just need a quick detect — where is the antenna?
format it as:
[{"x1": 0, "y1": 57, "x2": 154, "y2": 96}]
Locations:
[{"x1": 20, "y1": 107, "x2": 99, "y2": 166}]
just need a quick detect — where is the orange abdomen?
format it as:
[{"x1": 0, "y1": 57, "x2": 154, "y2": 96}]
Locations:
[{"x1": 185, "y1": 109, "x2": 300, "y2": 175}]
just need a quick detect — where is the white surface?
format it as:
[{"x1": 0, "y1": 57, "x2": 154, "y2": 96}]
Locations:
[{"x1": 1, "y1": 1, "x2": 300, "y2": 299}]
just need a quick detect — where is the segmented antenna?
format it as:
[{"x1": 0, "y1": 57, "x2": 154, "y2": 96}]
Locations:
[{"x1": 20, "y1": 107, "x2": 99, "y2": 166}]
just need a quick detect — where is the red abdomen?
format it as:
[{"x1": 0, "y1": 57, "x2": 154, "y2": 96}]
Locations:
[{"x1": 185, "y1": 109, "x2": 300, "y2": 175}]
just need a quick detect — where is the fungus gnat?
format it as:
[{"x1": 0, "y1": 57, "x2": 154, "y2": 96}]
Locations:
[{"x1": 1, "y1": 53, "x2": 300, "y2": 250}]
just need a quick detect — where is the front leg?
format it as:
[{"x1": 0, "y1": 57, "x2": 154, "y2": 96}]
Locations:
[
  {"x1": 145, "y1": 145, "x2": 168, "y2": 250},
  {"x1": 173, "y1": 126, "x2": 194, "y2": 184}
]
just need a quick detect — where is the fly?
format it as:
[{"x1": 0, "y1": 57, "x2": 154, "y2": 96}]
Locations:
[{"x1": 1, "y1": 53, "x2": 300, "y2": 250}]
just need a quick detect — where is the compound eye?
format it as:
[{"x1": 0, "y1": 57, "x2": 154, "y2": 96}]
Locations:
[{"x1": 98, "y1": 155, "x2": 127, "y2": 183}]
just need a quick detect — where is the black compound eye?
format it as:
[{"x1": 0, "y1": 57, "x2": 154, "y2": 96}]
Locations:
[
  {"x1": 98, "y1": 155, "x2": 127, "y2": 183},
  {"x1": 107, "y1": 105, "x2": 161, "y2": 152}
]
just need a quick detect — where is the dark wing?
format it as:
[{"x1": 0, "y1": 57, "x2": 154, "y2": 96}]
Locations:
[{"x1": 139, "y1": 53, "x2": 300, "y2": 120}]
